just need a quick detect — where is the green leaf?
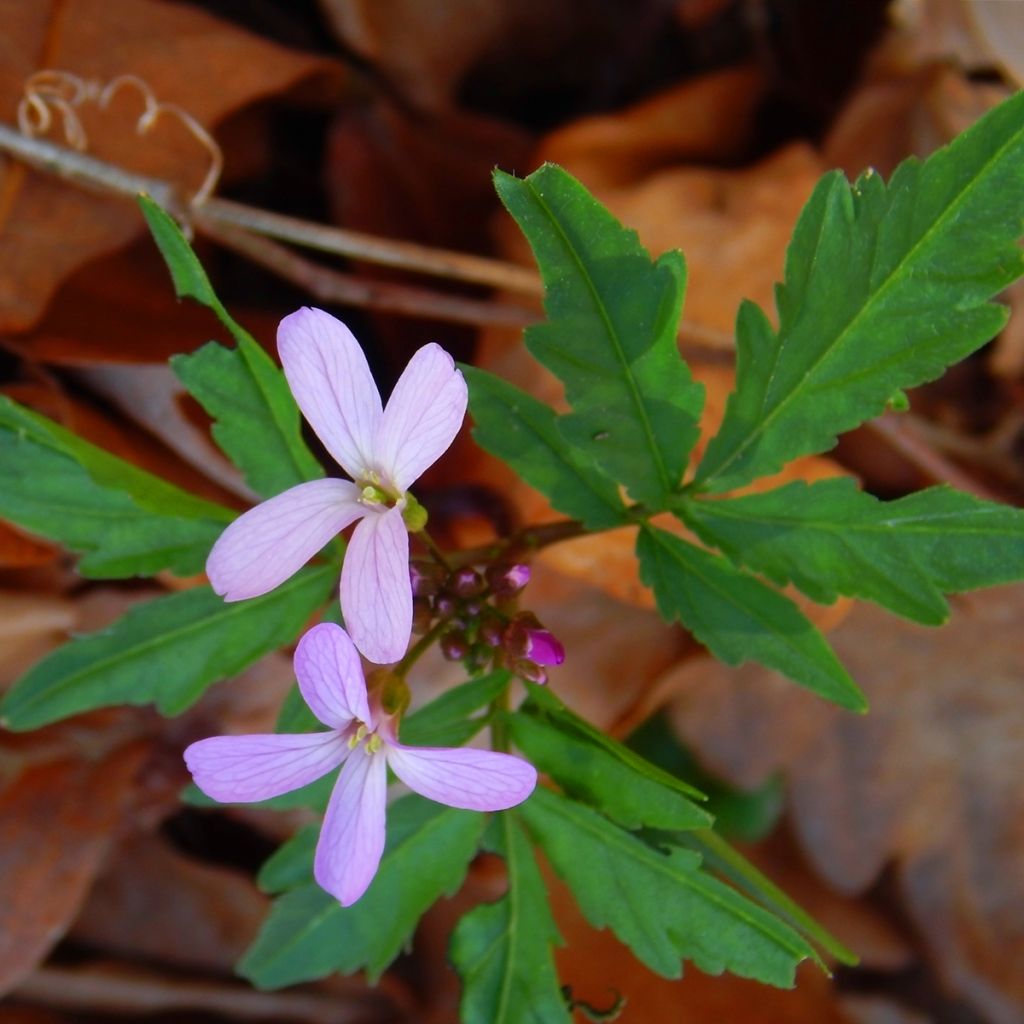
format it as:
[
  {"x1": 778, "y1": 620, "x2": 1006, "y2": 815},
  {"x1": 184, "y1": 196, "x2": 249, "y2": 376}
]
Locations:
[
  {"x1": 523, "y1": 683, "x2": 706, "y2": 802},
  {"x1": 451, "y1": 813, "x2": 570, "y2": 1024},
  {"x1": 494, "y1": 164, "x2": 704, "y2": 507},
  {"x1": 240, "y1": 796, "x2": 486, "y2": 987},
  {"x1": 636, "y1": 525, "x2": 865, "y2": 710},
  {"x1": 0, "y1": 565, "x2": 334, "y2": 730},
  {"x1": 0, "y1": 397, "x2": 230, "y2": 578},
  {"x1": 140, "y1": 196, "x2": 322, "y2": 496},
  {"x1": 0, "y1": 396, "x2": 232, "y2": 522},
  {"x1": 463, "y1": 366, "x2": 628, "y2": 530},
  {"x1": 258, "y1": 824, "x2": 319, "y2": 894},
  {"x1": 520, "y1": 787, "x2": 816, "y2": 986},
  {"x1": 679, "y1": 478, "x2": 1024, "y2": 625},
  {"x1": 506, "y1": 710, "x2": 711, "y2": 831},
  {"x1": 172, "y1": 340, "x2": 323, "y2": 498},
  {"x1": 401, "y1": 671, "x2": 510, "y2": 747},
  {"x1": 696, "y1": 90, "x2": 1024, "y2": 492}
]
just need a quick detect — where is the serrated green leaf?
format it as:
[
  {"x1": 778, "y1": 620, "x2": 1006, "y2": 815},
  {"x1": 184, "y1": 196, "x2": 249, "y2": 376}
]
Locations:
[
  {"x1": 172, "y1": 340, "x2": 323, "y2": 497},
  {"x1": 451, "y1": 812, "x2": 569, "y2": 1024},
  {"x1": 636, "y1": 525, "x2": 865, "y2": 710},
  {"x1": 520, "y1": 787, "x2": 815, "y2": 986},
  {"x1": 507, "y1": 711, "x2": 711, "y2": 831},
  {"x1": 139, "y1": 195, "x2": 247, "y2": 345},
  {"x1": 240, "y1": 796, "x2": 485, "y2": 987},
  {"x1": 523, "y1": 683, "x2": 706, "y2": 802},
  {"x1": 400, "y1": 671, "x2": 510, "y2": 747},
  {"x1": 696, "y1": 91, "x2": 1024, "y2": 492},
  {"x1": 679, "y1": 478, "x2": 1024, "y2": 625},
  {"x1": 463, "y1": 366, "x2": 628, "y2": 530},
  {"x1": 0, "y1": 565, "x2": 334, "y2": 730},
  {"x1": 0, "y1": 396, "x2": 232, "y2": 522},
  {"x1": 0, "y1": 397, "x2": 230, "y2": 578},
  {"x1": 494, "y1": 164, "x2": 704, "y2": 507}
]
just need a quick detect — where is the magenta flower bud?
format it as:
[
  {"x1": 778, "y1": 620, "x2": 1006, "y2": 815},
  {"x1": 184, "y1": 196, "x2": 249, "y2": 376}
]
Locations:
[
  {"x1": 487, "y1": 562, "x2": 531, "y2": 597},
  {"x1": 479, "y1": 616, "x2": 504, "y2": 648},
  {"x1": 440, "y1": 629, "x2": 469, "y2": 661},
  {"x1": 523, "y1": 627, "x2": 565, "y2": 666},
  {"x1": 411, "y1": 597, "x2": 433, "y2": 634},
  {"x1": 434, "y1": 594, "x2": 458, "y2": 618}
]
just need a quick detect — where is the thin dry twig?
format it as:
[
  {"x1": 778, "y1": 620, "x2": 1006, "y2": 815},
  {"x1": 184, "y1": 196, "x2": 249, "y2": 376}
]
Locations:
[{"x1": 201, "y1": 218, "x2": 539, "y2": 329}]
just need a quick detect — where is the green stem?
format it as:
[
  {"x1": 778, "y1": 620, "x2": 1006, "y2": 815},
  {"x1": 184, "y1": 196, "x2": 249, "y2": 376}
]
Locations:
[
  {"x1": 416, "y1": 526, "x2": 452, "y2": 570},
  {"x1": 489, "y1": 684, "x2": 511, "y2": 753},
  {"x1": 394, "y1": 618, "x2": 448, "y2": 679}
]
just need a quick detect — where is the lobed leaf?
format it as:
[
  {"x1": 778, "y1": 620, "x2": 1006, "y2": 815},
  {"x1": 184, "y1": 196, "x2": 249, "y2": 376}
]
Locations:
[
  {"x1": 494, "y1": 164, "x2": 704, "y2": 508},
  {"x1": 696, "y1": 90, "x2": 1024, "y2": 492},
  {"x1": 451, "y1": 813, "x2": 570, "y2": 1024},
  {"x1": 636, "y1": 525, "x2": 865, "y2": 710},
  {"x1": 520, "y1": 787, "x2": 816, "y2": 986},
  {"x1": 463, "y1": 366, "x2": 628, "y2": 530},
  {"x1": 507, "y1": 710, "x2": 711, "y2": 831},
  {"x1": 0, "y1": 565, "x2": 334, "y2": 730},
  {"x1": 241, "y1": 796, "x2": 485, "y2": 987},
  {"x1": 140, "y1": 196, "x2": 322, "y2": 496},
  {"x1": 679, "y1": 478, "x2": 1024, "y2": 625}
]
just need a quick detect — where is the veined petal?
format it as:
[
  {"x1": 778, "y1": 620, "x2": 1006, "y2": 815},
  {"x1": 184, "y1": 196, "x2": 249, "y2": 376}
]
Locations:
[
  {"x1": 377, "y1": 343, "x2": 468, "y2": 492},
  {"x1": 184, "y1": 732, "x2": 347, "y2": 804},
  {"x1": 314, "y1": 746, "x2": 388, "y2": 906},
  {"x1": 294, "y1": 622, "x2": 371, "y2": 730},
  {"x1": 341, "y1": 506, "x2": 411, "y2": 664},
  {"x1": 387, "y1": 744, "x2": 537, "y2": 812},
  {"x1": 207, "y1": 479, "x2": 362, "y2": 602},
  {"x1": 278, "y1": 307, "x2": 382, "y2": 479}
]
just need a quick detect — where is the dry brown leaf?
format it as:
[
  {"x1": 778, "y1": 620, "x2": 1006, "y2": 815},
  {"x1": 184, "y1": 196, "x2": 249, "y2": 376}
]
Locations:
[
  {"x1": 0, "y1": 523, "x2": 57, "y2": 570},
  {"x1": 72, "y1": 833, "x2": 268, "y2": 974},
  {"x1": 664, "y1": 586, "x2": 1024, "y2": 1023},
  {"x1": 0, "y1": 0, "x2": 338, "y2": 332},
  {"x1": 0, "y1": 745, "x2": 147, "y2": 996}
]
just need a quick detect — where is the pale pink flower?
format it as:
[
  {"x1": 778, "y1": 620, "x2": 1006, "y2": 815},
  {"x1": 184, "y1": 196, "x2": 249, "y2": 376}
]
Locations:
[
  {"x1": 185, "y1": 623, "x2": 536, "y2": 906},
  {"x1": 205, "y1": 307, "x2": 467, "y2": 663}
]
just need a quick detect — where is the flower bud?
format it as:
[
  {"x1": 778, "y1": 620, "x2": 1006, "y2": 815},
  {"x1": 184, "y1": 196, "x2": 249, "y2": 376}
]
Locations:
[
  {"x1": 504, "y1": 614, "x2": 565, "y2": 666},
  {"x1": 440, "y1": 629, "x2": 469, "y2": 661},
  {"x1": 487, "y1": 562, "x2": 531, "y2": 597},
  {"x1": 479, "y1": 615, "x2": 504, "y2": 648},
  {"x1": 513, "y1": 659, "x2": 548, "y2": 686},
  {"x1": 411, "y1": 597, "x2": 433, "y2": 634},
  {"x1": 434, "y1": 594, "x2": 458, "y2": 618},
  {"x1": 409, "y1": 560, "x2": 445, "y2": 597},
  {"x1": 451, "y1": 567, "x2": 486, "y2": 597}
]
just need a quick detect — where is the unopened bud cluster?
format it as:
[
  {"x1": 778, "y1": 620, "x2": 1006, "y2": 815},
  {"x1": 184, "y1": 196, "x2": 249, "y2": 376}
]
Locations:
[{"x1": 410, "y1": 561, "x2": 565, "y2": 683}]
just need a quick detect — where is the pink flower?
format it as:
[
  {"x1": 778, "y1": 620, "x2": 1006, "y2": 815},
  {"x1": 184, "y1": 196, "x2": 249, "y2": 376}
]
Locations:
[
  {"x1": 184, "y1": 623, "x2": 536, "y2": 906},
  {"x1": 206, "y1": 307, "x2": 468, "y2": 664}
]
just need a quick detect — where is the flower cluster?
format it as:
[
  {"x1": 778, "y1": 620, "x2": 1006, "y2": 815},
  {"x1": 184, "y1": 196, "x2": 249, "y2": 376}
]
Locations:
[{"x1": 188, "y1": 308, "x2": 548, "y2": 906}]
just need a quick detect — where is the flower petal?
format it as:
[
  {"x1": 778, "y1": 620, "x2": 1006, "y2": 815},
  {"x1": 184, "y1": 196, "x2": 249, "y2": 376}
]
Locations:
[
  {"x1": 341, "y1": 506, "x2": 411, "y2": 664},
  {"x1": 278, "y1": 307, "x2": 382, "y2": 479},
  {"x1": 314, "y1": 747, "x2": 388, "y2": 906},
  {"x1": 294, "y1": 622, "x2": 371, "y2": 729},
  {"x1": 207, "y1": 479, "x2": 363, "y2": 601},
  {"x1": 184, "y1": 732, "x2": 347, "y2": 803},
  {"x1": 377, "y1": 343, "x2": 468, "y2": 492},
  {"x1": 387, "y1": 744, "x2": 537, "y2": 812}
]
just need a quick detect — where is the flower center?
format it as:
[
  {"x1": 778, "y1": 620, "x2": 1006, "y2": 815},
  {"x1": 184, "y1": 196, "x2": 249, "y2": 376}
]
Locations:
[{"x1": 347, "y1": 721, "x2": 384, "y2": 754}]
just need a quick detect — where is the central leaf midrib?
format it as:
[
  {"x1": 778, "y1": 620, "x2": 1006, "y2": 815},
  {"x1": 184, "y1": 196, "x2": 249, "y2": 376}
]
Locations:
[
  {"x1": 703, "y1": 120, "x2": 1022, "y2": 486},
  {"x1": 526, "y1": 181, "x2": 673, "y2": 495}
]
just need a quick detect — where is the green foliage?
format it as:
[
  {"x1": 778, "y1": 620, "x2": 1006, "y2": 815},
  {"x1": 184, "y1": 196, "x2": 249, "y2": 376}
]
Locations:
[
  {"x1": 451, "y1": 813, "x2": 570, "y2": 1024},
  {"x1": 507, "y1": 706, "x2": 711, "y2": 831},
  {"x1": 0, "y1": 565, "x2": 334, "y2": 730},
  {"x1": 519, "y1": 787, "x2": 816, "y2": 985},
  {"x1": 401, "y1": 670, "x2": 510, "y2": 747},
  {"x1": 636, "y1": 525, "x2": 865, "y2": 710},
  {"x1": 257, "y1": 825, "x2": 319, "y2": 894},
  {"x1": 494, "y1": 163, "x2": 704, "y2": 508},
  {"x1": 695, "y1": 90, "x2": 1024, "y2": 493},
  {"x1": 679, "y1": 479, "x2": 1024, "y2": 625},
  {"x1": 240, "y1": 796, "x2": 486, "y2": 987},
  {"x1": 139, "y1": 197, "x2": 323, "y2": 497},
  {"x1": 463, "y1": 367, "x2": 628, "y2": 529}
]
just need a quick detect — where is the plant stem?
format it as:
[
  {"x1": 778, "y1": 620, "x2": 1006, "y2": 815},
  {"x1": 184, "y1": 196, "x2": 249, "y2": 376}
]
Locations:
[
  {"x1": 415, "y1": 526, "x2": 452, "y2": 570},
  {"x1": 393, "y1": 618, "x2": 448, "y2": 679}
]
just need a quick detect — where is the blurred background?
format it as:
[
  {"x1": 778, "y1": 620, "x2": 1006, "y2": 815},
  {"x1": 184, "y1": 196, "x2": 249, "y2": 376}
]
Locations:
[{"x1": 1, "y1": 1, "x2": 1023, "y2": 1021}]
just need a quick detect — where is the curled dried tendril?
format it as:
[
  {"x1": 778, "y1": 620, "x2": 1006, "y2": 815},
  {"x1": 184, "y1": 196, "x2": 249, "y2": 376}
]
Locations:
[{"x1": 16, "y1": 69, "x2": 222, "y2": 206}]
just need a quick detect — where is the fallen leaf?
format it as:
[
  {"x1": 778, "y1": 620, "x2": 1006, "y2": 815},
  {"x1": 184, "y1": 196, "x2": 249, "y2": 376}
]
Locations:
[
  {"x1": 0, "y1": 0, "x2": 338, "y2": 332},
  {"x1": 0, "y1": 523, "x2": 57, "y2": 570},
  {"x1": 664, "y1": 586, "x2": 1024, "y2": 1023},
  {"x1": 0, "y1": 745, "x2": 147, "y2": 996}
]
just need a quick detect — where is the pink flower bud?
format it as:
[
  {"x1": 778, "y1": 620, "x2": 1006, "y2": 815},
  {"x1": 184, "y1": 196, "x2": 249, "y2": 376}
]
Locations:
[{"x1": 487, "y1": 562, "x2": 531, "y2": 597}]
